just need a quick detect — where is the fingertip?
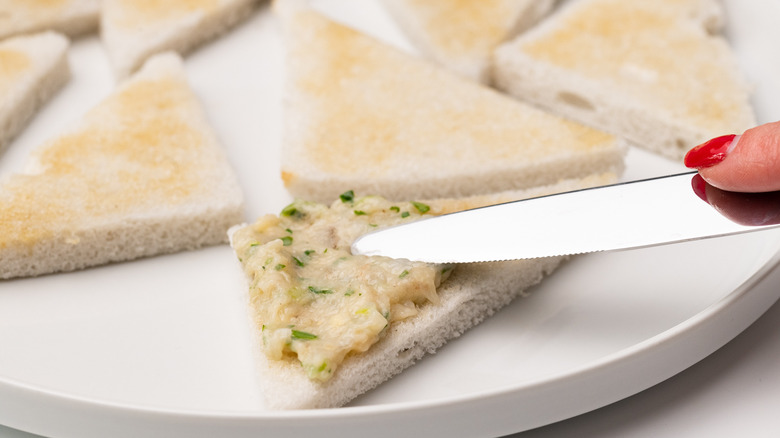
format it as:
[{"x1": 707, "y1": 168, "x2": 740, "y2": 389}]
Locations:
[{"x1": 691, "y1": 121, "x2": 780, "y2": 193}]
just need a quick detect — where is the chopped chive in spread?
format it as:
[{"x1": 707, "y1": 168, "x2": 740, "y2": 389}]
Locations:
[
  {"x1": 340, "y1": 190, "x2": 355, "y2": 203},
  {"x1": 280, "y1": 236, "x2": 293, "y2": 246},
  {"x1": 286, "y1": 228, "x2": 293, "y2": 234},
  {"x1": 280, "y1": 203, "x2": 300, "y2": 217},
  {"x1": 354, "y1": 210, "x2": 367, "y2": 216},
  {"x1": 261, "y1": 324, "x2": 267, "y2": 331},
  {"x1": 249, "y1": 242, "x2": 260, "y2": 247},
  {"x1": 308, "y1": 286, "x2": 334, "y2": 295},
  {"x1": 291, "y1": 330, "x2": 318, "y2": 340},
  {"x1": 369, "y1": 223, "x2": 378, "y2": 227},
  {"x1": 411, "y1": 201, "x2": 430, "y2": 214},
  {"x1": 399, "y1": 270, "x2": 409, "y2": 278},
  {"x1": 401, "y1": 211, "x2": 410, "y2": 218},
  {"x1": 345, "y1": 289, "x2": 355, "y2": 296},
  {"x1": 389, "y1": 206, "x2": 400, "y2": 212},
  {"x1": 304, "y1": 249, "x2": 315, "y2": 256},
  {"x1": 317, "y1": 362, "x2": 328, "y2": 372},
  {"x1": 274, "y1": 264, "x2": 286, "y2": 271},
  {"x1": 293, "y1": 256, "x2": 305, "y2": 267}
]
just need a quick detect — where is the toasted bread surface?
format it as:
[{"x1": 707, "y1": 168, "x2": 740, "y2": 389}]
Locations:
[
  {"x1": 381, "y1": 0, "x2": 555, "y2": 83},
  {"x1": 277, "y1": 6, "x2": 625, "y2": 203},
  {"x1": 0, "y1": 0, "x2": 99, "y2": 40},
  {"x1": 493, "y1": 0, "x2": 755, "y2": 159},
  {"x1": 101, "y1": 0, "x2": 259, "y2": 78},
  {"x1": 0, "y1": 31, "x2": 70, "y2": 155},
  {"x1": 0, "y1": 53, "x2": 244, "y2": 279}
]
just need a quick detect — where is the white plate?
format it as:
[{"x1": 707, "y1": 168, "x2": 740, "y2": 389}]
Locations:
[{"x1": 1, "y1": 1, "x2": 779, "y2": 437}]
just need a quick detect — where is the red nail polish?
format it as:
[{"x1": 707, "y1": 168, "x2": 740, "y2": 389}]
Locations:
[
  {"x1": 684, "y1": 134, "x2": 736, "y2": 169},
  {"x1": 691, "y1": 174, "x2": 709, "y2": 203}
]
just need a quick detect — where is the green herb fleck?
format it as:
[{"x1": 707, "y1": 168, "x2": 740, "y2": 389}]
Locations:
[
  {"x1": 411, "y1": 201, "x2": 430, "y2": 214},
  {"x1": 280, "y1": 236, "x2": 293, "y2": 246},
  {"x1": 249, "y1": 242, "x2": 260, "y2": 247},
  {"x1": 340, "y1": 190, "x2": 355, "y2": 203},
  {"x1": 389, "y1": 206, "x2": 400, "y2": 212},
  {"x1": 345, "y1": 289, "x2": 355, "y2": 296},
  {"x1": 274, "y1": 264, "x2": 286, "y2": 271},
  {"x1": 354, "y1": 210, "x2": 367, "y2": 216},
  {"x1": 304, "y1": 249, "x2": 315, "y2": 256},
  {"x1": 399, "y1": 270, "x2": 409, "y2": 278},
  {"x1": 293, "y1": 256, "x2": 305, "y2": 267},
  {"x1": 291, "y1": 330, "x2": 318, "y2": 340},
  {"x1": 308, "y1": 286, "x2": 334, "y2": 295},
  {"x1": 280, "y1": 203, "x2": 300, "y2": 217},
  {"x1": 285, "y1": 228, "x2": 293, "y2": 234},
  {"x1": 369, "y1": 223, "x2": 378, "y2": 227},
  {"x1": 401, "y1": 211, "x2": 410, "y2": 218}
]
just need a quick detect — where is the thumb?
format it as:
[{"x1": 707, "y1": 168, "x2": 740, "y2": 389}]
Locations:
[{"x1": 684, "y1": 121, "x2": 780, "y2": 193}]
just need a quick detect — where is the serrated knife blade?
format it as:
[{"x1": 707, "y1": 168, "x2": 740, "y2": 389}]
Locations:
[{"x1": 350, "y1": 172, "x2": 780, "y2": 263}]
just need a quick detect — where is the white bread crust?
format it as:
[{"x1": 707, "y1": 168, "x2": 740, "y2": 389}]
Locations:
[
  {"x1": 492, "y1": 0, "x2": 755, "y2": 159},
  {"x1": 102, "y1": 0, "x2": 259, "y2": 78},
  {"x1": 0, "y1": 53, "x2": 245, "y2": 280},
  {"x1": 0, "y1": 32, "x2": 70, "y2": 155},
  {"x1": 0, "y1": 0, "x2": 99, "y2": 40},
  {"x1": 239, "y1": 174, "x2": 618, "y2": 409}
]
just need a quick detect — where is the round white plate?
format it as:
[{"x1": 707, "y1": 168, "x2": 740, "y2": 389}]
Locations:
[{"x1": 1, "y1": 1, "x2": 778, "y2": 437}]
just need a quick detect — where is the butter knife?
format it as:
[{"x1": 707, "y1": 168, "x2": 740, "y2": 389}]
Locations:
[{"x1": 351, "y1": 172, "x2": 780, "y2": 263}]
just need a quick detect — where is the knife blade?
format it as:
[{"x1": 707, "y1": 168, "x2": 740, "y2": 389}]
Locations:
[{"x1": 350, "y1": 171, "x2": 780, "y2": 263}]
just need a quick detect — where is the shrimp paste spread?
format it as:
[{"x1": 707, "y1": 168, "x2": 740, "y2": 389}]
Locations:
[{"x1": 231, "y1": 193, "x2": 452, "y2": 382}]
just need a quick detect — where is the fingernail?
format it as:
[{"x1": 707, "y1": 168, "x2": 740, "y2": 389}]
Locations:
[
  {"x1": 684, "y1": 134, "x2": 738, "y2": 169},
  {"x1": 691, "y1": 174, "x2": 708, "y2": 203}
]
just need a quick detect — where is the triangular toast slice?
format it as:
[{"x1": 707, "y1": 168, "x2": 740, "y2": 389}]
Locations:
[
  {"x1": 230, "y1": 173, "x2": 617, "y2": 409},
  {"x1": 380, "y1": 0, "x2": 556, "y2": 83},
  {"x1": 0, "y1": 32, "x2": 70, "y2": 155},
  {"x1": 0, "y1": 53, "x2": 244, "y2": 280},
  {"x1": 276, "y1": 4, "x2": 626, "y2": 204},
  {"x1": 0, "y1": 0, "x2": 99, "y2": 40},
  {"x1": 101, "y1": 0, "x2": 259, "y2": 78},
  {"x1": 493, "y1": 0, "x2": 756, "y2": 159}
]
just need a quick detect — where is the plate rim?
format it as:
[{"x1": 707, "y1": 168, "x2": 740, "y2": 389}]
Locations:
[{"x1": 2, "y1": 233, "x2": 779, "y2": 438}]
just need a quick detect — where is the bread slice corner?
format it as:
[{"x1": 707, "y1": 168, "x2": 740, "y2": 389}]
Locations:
[
  {"x1": 101, "y1": 0, "x2": 260, "y2": 79},
  {"x1": 0, "y1": 31, "x2": 70, "y2": 155},
  {"x1": 492, "y1": 0, "x2": 755, "y2": 160},
  {"x1": 0, "y1": 0, "x2": 99, "y2": 41},
  {"x1": 380, "y1": 0, "x2": 557, "y2": 83},
  {"x1": 0, "y1": 52, "x2": 245, "y2": 280},
  {"x1": 240, "y1": 172, "x2": 618, "y2": 409},
  {"x1": 276, "y1": 5, "x2": 626, "y2": 204}
]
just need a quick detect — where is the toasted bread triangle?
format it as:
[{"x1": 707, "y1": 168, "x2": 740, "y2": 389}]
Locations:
[
  {"x1": 0, "y1": 0, "x2": 99, "y2": 40},
  {"x1": 0, "y1": 32, "x2": 70, "y2": 155},
  {"x1": 493, "y1": 0, "x2": 756, "y2": 159},
  {"x1": 380, "y1": 0, "x2": 556, "y2": 83},
  {"x1": 0, "y1": 53, "x2": 244, "y2": 279},
  {"x1": 277, "y1": 5, "x2": 626, "y2": 204},
  {"x1": 101, "y1": 0, "x2": 259, "y2": 78}
]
